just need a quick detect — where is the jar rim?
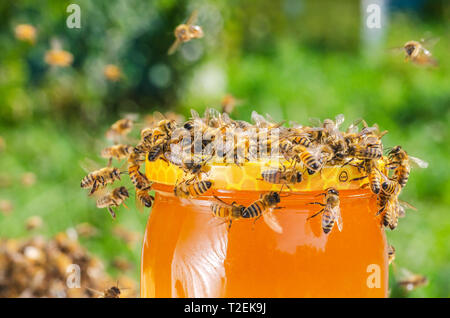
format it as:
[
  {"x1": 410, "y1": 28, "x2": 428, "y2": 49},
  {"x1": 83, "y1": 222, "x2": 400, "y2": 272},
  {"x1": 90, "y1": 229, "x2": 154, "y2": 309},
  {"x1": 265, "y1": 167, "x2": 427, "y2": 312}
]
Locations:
[{"x1": 145, "y1": 157, "x2": 386, "y2": 192}]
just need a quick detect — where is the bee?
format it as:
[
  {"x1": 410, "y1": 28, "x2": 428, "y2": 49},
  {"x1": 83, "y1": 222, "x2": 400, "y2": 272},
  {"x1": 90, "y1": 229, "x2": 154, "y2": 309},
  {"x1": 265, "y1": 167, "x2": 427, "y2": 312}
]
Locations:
[
  {"x1": 44, "y1": 39, "x2": 73, "y2": 67},
  {"x1": 26, "y1": 216, "x2": 43, "y2": 231},
  {"x1": 128, "y1": 163, "x2": 151, "y2": 191},
  {"x1": 96, "y1": 186, "x2": 129, "y2": 219},
  {"x1": 292, "y1": 145, "x2": 323, "y2": 175},
  {"x1": 401, "y1": 39, "x2": 439, "y2": 66},
  {"x1": 147, "y1": 117, "x2": 178, "y2": 161},
  {"x1": 260, "y1": 165, "x2": 303, "y2": 188},
  {"x1": 101, "y1": 144, "x2": 134, "y2": 166},
  {"x1": 103, "y1": 64, "x2": 122, "y2": 82},
  {"x1": 242, "y1": 192, "x2": 283, "y2": 233},
  {"x1": 106, "y1": 117, "x2": 134, "y2": 143},
  {"x1": 388, "y1": 245, "x2": 396, "y2": 265},
  {"x1": 387, "y1": 146, "x2": 428, "y2": 188},
  {"x1": 136, "y1": 186, "x2": 155, "y2": 210},
  {"x1": 251, "y1": 111, "x2": 285, "y2": 129},
  {"x1": 168, "y1": 10, "x2": 204, "y2": 55},
  {"x1": 397, "y1": 269, "x2": 428, "y2": 292},
  {"x1": 14, "y1": 24, "x2": 37, "y2": 44},
  {"x1": 221, "y1": 94, "x2": 241, "y2": 114},
  {"x1": 307, "y1": 188, "x2": 342, "y2": 234},
  {"x1": 173, "y1": 179, "x2": 213, "y2": 198},
  {"x1": 81, "y1": 167, "x2": 122, "y2": 195},
  {"x1": 88, "y1": 285, "x2": 122, "y2": 298},
  {"x1": 377, "y1": 178, "x2": 400, "y2": 213},
  {"x1": 210, "y1": 196, "x2": 246, "y2": 230},
  {"x1": 350, "y1": 159, "x2": 382, "y2": 194}
]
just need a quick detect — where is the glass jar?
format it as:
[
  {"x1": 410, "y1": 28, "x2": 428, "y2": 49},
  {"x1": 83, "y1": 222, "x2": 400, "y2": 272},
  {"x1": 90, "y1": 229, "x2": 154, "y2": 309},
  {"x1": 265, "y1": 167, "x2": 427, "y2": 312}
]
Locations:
[{"x1": 141, "y1": 159, "x2": 388, "y2": 297}]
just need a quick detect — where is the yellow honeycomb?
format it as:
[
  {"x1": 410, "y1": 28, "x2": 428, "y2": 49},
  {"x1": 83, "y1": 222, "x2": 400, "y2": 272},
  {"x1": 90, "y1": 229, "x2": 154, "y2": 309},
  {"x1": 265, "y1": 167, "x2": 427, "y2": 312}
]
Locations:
[{"x1": 145, "y1": 157, "x2": 387, "y2": 192}]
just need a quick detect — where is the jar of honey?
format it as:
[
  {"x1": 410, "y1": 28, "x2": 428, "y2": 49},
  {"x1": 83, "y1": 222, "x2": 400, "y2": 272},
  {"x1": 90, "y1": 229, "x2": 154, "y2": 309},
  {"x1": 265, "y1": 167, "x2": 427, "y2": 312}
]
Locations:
[{"x1": 141, "y1": 158, "x2": 389, "y2": 297}]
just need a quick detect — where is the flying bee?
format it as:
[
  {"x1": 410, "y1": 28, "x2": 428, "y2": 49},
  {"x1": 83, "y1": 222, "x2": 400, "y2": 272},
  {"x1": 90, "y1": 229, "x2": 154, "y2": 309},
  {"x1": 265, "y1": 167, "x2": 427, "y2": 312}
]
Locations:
[
  {"x1": 307, "y1": 188, "x2": 342, "y2": 234},
  {"x1": 388, "y1": 245, "x2": 396, "y2": 265},
  {"x1": 397, "y1": 268, "x2": 428, "y2": 292},
  {"x1": 101, "y1": 144, "x2": 134, "y2": 166},
  {"x1": 81, "y1": 167, "x2": 122, "y2": 195},
  {"x1": 210, "y1": 196, "x2": 246, "y2": 230},
  {"x1": 260, "y1": 165, "x2": 303, "y2": 189},
  {"x1": 221, "y1": 94, "x2": 242, "y2": 114},
  {"x1": 242, "y1": 191, "x2": 284, "y2": 233},
  {"x1": 96, "y1": 186, "x2": 129, "y2": 219},
  {"x1": 173, "y1": 179, "x2": 213, "y2": 198},
  {"x1": 349, "y1": 159, "x2": 382, "y2": 194},
  {"x1": 106, "y1": 117, "x2": 134, "y2": 143},
  {"x1": 168, "y1": 10, "x2": 204, "y2": 55},
  {"x1": 14, "y1": 24, "x2": 37, "y2": 44},
  {"x1": 103, "y1": 64, "x2": 122, "y2": 82},
  {"x1": 397, "y1": 39, "x2": 439, "y2": 66},
  {"x1": 88, "y1": 283, "x2": 123, "y2": 298},
  {"x1": 387, "y1": 145, "x2": 428, "y2": 188},
  {"x1": 44, "y1": 39, "x2": 73, "y2": 67}
]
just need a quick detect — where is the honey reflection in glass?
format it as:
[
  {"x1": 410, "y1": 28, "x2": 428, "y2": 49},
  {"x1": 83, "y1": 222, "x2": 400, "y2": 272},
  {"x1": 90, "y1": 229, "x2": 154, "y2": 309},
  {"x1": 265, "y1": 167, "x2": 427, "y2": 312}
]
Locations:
[{"x1": 141, "y1": 184, "x2": 388, "y2": 298}]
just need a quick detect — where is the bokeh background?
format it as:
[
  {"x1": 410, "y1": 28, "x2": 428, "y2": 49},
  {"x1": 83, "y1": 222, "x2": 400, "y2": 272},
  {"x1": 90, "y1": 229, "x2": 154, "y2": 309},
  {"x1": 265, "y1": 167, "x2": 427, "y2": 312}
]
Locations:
[{"x1": 0, "y1": 0, "x2": 449, "y2": 297}]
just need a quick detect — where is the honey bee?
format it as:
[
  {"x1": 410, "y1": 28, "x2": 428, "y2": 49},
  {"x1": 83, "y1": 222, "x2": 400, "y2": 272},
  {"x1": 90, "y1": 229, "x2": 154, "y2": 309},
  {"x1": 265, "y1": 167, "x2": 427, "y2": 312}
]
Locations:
[
  {"x1": 101, "y1": 144, "x2": 134, "y2": 166},
  {"x1": 103, "y1": 64, "x2": 122, "y2": 82},
  {"x1": 350, "y1": 159, "x2": 382, "y2": 194},
  {"x1": 242, "y1": 192, "x2": 283, "y2": 233},
  {"x1": 397, "y1": 268, "x2": 428, "y2": 291},
  {"x1": 388, "y1": 245, "x2": 396, "y2": 265},
  {"x1": 173, "y1": 179, "x2": 213, "y2": 198},
  {"x1": 376, "y1": 178, "x2": 401, "y2": 229},
  {"x1": 106, "y1": 117, "x2": 134, "y2": 143},
  {"x1": 26, "y1": 216, "x2": 43, "y2": 231},
  {"x1": 307, "y1": 188, "x2": 342, "y2": 234},
  {"x1": 136, "y1": 186, "x2": 155, "y2": 210},
  {"x1": 14, "y1": 24, "x2": 37, "y2": 44},
  {"x1": 221, "y1": 94, "x2": 241, "y2": 114},
  {"x1": 147, "y1": 116, "x2": 178, "y2": 162},
  {"x1": 96, "y1": 186, "x2": 129, "y2": 219},
  {"x1": 88, "y1": 284, "x2": 122, "y2": 298},
  {"x1": 128, "y1": 163, "x2": 151, "y2": 191},
  {"x1": 81, "y1": 167, "x2": 122, "y2": 195},
  {"x1": 401, "y1": 39, "x2": 439, "y2": 66},
  {"x1": 387, "y1": 146, "x2": 428, "y2": 188},
  {"x1": 44, "y1": 39, "x2": 73, "y2": 67},
  {"x1": 291, "y1": 144, "x2": 323, "y2": 175},
  {"x1": 210, "y1": 196, "x2": 246, "y2": 230},
  {"x1": 260, "y1": 165, "x2": 303, "y2": 188},
  {"x1": 168, "y1": 10, "x2": 204, "y2": 55}
]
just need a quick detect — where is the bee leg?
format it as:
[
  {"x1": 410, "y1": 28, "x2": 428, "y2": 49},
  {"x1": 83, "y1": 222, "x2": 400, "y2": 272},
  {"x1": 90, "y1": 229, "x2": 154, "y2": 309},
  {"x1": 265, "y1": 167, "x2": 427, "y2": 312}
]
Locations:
[
  {"x1": 108, "y1": 158, "x2": 112, "y2": 167},
  {"x1": 341, "y1": 158, "x2": 354, "y2": 168},
  {"x1": 307, "y1": 208, "x2": 325, "y2": 220},
  {"x1": 228, "y1": 220, "x2": 233, "y2": 232},
  {"x1": 89, "y1": 181, "x2": 98, "y2": 196},
  {"x1": 108, "y1": 207, "x2": 116, "y2": 219},
  {"x1": 350, "y1": 175, "x2": 368, "y2": 182},
  {"x1": 307, "y1": 202, "x2": 325, "y2": 206},
  {"x1": 160, "y1": 156, "x2": 170, "y2": 166},
  {"x1": 376, "y1": 206, "x2": 386, "y2": 216}
]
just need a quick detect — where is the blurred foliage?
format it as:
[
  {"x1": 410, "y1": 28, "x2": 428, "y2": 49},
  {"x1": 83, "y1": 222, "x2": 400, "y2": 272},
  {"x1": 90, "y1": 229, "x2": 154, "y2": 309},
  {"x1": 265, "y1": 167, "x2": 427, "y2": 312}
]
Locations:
[{"x1": 0, "y1": 0, "x2": 449, "y2": 297}]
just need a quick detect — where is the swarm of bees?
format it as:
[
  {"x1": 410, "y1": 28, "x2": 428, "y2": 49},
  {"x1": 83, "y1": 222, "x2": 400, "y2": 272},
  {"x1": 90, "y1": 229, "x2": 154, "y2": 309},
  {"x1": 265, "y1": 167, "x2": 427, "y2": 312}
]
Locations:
[
  {"x1": 0, "y1": 232, "x2": 136, "y2": 298},
  {"x1": 81, "y1": 108, "x2": 427, "y2": 238}
]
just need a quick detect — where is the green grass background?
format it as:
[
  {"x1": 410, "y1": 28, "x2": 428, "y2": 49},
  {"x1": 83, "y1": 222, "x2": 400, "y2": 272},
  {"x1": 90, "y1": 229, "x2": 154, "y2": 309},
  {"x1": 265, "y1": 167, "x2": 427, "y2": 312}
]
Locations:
[{"x1": 0, "y1": 0, "x2": 449, "y2": 297}]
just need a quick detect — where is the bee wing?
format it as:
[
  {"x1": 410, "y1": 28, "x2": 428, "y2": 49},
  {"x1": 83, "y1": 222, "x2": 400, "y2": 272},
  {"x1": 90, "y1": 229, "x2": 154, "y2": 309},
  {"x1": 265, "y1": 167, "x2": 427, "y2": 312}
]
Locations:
[
  {"x1": 251, "y1": 111, "x2": 267, "y2": 127},
  {"x1": 398, "y1": 200, "x2": 417, "y2": 211},
  {"x1": 346, "y1": 118, "x2": 363, "y2": 133},
  {"x1": 332, "y1": 205, "x2": 343, "y2": 232},
  {"x1": 334, "y1": 114, "x2": 345, "y2": 127},
  {"x1": 263, "y1": 209, "x2": 283, "y2": 234},
  {"x1": 409, "y1": 156, "x2": 429, "y2": 168},
  {"x1": 420, "y1": 37, "x2": 440, "y2": 48},
  {"x1": 168, "y1": 38, "x2": 181, "y2": 55},
  {"x1": 308, "y1": 117, "x2": 322, "y2": 127},
  {"x1": 388, "y1": 46, "x2": 405, "y2": 55},
  {"x1": 186, "y1": 9, "x2": 199, "y2": 26},
  {"x1": 204, "y1": 107, "x2": 220, "y2": 124},
  {"x1": 190, "y1": 109, "x2": 201, "y2": 120},
  {"x1": 79, "y1": 158, "x2": 103, "y2": 173}
]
